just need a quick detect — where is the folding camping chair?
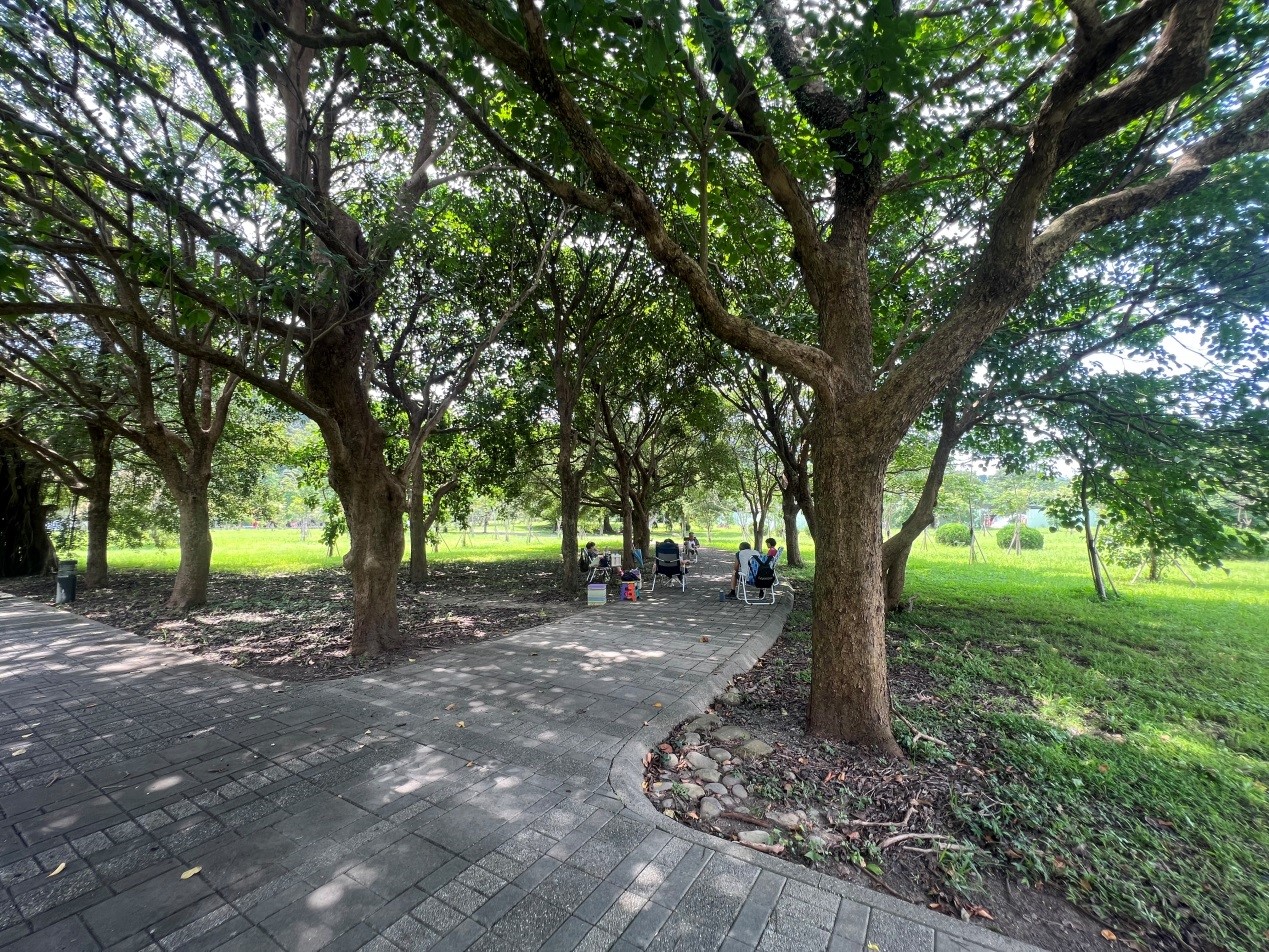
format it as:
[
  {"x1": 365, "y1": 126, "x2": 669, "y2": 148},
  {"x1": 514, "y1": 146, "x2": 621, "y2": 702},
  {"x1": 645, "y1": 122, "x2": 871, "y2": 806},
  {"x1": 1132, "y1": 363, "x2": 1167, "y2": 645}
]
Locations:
[
  {"x1": 585, "y1": 551, "x2": 619, "y2": 584},
  {"x1": 737, "y1": 547, "x2": 787, "y2": 605},
  {"x1": 648, "y1": 539, "x2": 687, "y2": 592}
]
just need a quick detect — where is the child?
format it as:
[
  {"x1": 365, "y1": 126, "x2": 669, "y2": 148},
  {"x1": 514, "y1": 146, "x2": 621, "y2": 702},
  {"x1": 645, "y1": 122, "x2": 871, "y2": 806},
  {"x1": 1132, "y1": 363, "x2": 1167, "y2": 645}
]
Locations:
[{"x1": 765, "y1": 537, "x2": 778, "y2": 561}]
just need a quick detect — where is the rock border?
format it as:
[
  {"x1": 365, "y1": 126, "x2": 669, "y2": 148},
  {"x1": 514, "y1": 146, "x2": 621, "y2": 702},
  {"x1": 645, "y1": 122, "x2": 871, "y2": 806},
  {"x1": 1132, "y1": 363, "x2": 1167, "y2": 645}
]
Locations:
[{"x1": 605, "y1": 600, "x2": 1046, "y2": 952}]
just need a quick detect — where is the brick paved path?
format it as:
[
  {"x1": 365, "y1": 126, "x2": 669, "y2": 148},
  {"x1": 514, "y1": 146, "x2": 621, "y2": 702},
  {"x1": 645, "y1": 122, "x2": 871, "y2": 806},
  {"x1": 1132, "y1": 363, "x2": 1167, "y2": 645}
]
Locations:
[{"x1": 0, "y1": 551, "x2": 1039, "y2": 952}]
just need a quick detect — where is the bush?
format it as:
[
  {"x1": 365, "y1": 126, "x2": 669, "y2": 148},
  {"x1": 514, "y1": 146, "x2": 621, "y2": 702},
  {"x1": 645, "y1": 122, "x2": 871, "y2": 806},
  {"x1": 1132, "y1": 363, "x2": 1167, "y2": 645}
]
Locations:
[
  {"x1": 996, "y1": 524, "x2": 1045, "y2": 550},
  {"x1": 935, "y1": 522, "x2": 971, "y2": 547}
]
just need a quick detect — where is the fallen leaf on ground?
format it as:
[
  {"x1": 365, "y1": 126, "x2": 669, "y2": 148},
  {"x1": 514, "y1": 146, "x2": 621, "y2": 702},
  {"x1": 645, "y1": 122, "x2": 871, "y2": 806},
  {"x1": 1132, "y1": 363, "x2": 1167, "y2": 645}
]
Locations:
[
  {"x1": 455, "y1": 721, "x2": 466, "y2": 728},
  {"x1": 653, "y1": 702, "x2": 662, "y2": 708},
  {"x1": 48, "y1": 863, "x2": 65, "y2": 877},
  {"x1": 181, "y1": 867, "x2": 202, "y2": 880},
  {"x1": 445, "y1": 703, "x2": 456, "y2": 711},
  {"x1": 1101, "y1": 929, "x2": 1117, "y2": 942}
]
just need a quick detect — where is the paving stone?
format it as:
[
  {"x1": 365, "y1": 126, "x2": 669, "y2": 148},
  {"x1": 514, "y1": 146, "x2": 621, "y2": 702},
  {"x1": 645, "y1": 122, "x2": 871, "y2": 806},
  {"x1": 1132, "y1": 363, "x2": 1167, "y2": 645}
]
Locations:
[
  {"x1": 344, "y1": 835, "x2": 455, "y2": 899},
  {"x1": 2, "y1": 915, "x2": 99, "y2": 951},
  {"x1": 0, "y1": 560, "x2": 1036, "y2": 952},
  {"x1": 864, "y1": 909, "x2": 936, "y2": 952},
  {"x1": 260, "y1": 875, "x2": 383, "y2": 952},
  {"x1": 82, "y1": 867, "x2": 213, "y2": 945}
]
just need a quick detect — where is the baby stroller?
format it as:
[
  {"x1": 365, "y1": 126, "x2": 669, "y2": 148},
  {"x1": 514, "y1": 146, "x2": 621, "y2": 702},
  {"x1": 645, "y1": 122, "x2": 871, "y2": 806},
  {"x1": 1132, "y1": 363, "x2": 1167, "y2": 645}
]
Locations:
[{"x1": 649, "y1": 539, "x2": 688, "y2": 591}]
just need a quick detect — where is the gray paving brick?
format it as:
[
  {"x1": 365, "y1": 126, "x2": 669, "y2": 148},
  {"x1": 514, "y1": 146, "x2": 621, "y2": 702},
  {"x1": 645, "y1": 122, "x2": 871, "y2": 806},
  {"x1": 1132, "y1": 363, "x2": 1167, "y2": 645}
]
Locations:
[
  {"x1": 0, "y1": 564, "x2": 1037, "y2": 952},
  {"x1": 865, "y1": 909, "x2": 936, "y2": 952}
]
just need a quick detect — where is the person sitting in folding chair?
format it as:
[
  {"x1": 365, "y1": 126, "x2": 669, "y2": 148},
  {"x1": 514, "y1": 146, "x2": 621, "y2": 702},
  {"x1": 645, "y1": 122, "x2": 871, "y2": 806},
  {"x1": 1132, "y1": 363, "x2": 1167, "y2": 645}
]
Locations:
[
  {"x1": 580, "y1": 542, "x2": 618, "y2": 584},
  {"x1": 648, "y1": 538, "x2": 688, "y2": 591},
  {"x1": 737, "y1": 546, "x2": 781, "y2": 605}
]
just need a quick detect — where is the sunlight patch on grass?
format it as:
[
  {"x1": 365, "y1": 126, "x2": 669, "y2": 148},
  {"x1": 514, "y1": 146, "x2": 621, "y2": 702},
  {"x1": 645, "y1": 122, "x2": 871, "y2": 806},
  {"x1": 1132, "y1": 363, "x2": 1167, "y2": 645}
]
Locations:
[{"x1": 1033, "y1": 694, "x2": 1097, "y2": 735}]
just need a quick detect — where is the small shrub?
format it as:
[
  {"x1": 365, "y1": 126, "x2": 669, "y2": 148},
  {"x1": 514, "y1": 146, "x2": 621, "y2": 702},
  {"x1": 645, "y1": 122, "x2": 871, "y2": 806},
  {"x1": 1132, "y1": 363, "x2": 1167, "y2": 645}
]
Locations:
[
  {"x1": 935, "y1": 522, "x2": 971, "y2": 547},
  {"x1": 996, "y1": 524, "x2": 1044, "y2": 550}
]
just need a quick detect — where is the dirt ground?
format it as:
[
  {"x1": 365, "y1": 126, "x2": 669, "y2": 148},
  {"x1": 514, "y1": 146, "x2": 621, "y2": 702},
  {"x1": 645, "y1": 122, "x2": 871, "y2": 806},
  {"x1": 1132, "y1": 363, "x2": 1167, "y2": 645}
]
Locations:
[
  {"x1": 1, "y1": 558, "x2": 581, "y2": 681},
  {"x1": 646, "y1": 631, "x2": 1160, "y2": 952}
]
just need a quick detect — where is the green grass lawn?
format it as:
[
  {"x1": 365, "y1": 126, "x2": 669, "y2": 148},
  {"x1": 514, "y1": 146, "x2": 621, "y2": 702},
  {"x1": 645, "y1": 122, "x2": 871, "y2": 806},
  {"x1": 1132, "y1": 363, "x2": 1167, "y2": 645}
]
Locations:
[
  {"x1": 67, "y1": 524, "x2": 1267, "y2": 947},
  {"x1": 792, "y1": 531, "x2": 1268, "y2": 951},
  {"x1": 62, "y1": 526, "x2": 564, "y2": 574}
]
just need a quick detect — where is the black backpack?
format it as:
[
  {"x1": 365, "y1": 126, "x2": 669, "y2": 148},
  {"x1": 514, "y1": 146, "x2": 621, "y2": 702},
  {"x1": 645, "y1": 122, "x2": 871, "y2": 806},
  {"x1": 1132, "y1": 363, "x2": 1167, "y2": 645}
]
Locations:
[
  {"x1": 578, "y1": 552, "x2": 590, "y2": 572},
  {"x1": 749, "y1": 554, "x2": 776, "y2": 588}
]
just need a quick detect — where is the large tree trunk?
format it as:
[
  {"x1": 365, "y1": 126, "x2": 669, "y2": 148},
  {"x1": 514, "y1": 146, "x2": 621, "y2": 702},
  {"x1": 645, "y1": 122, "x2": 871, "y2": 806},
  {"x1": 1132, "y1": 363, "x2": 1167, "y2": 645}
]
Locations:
[
  {"x1": 781, "y1": 490, "x2": 803, "y2": 567},
  {"x1": 601, "y1": 512, "x2": 614, "y2": 535},
  {"x1": 559, "y1": 470, "x2": 581, "y2": 592},
  {"x1": 806, "y1": 425, "x2": 901, "y2": 756},
  {"x1": 0, "y1": 445, "x2": 55, "y2": 577},
  {"x1": 632, "y1": 494, "x2": 651, "y2": 560},
  {"x1": 83, "y1": 423, "x2": 113, "y2": 589},
  {"x1": 617, "y1": 466, "x2": 635, "y2": 568},
  {"x1": 339, "y1": 474, "x2": 406, "y2": 655},
  {"x1": 305, "y1": 316, "x2": 407, "y2": 657},
  {"x1": 168, "y1": 487, "x2": 212, "y2": 609}
]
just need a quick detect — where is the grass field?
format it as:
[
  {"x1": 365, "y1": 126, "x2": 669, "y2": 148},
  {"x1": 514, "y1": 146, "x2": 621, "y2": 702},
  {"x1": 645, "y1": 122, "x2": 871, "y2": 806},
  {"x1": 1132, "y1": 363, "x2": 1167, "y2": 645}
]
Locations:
[{"x1": 62, "y1": 524, "x2": 1268, "y2": 948}]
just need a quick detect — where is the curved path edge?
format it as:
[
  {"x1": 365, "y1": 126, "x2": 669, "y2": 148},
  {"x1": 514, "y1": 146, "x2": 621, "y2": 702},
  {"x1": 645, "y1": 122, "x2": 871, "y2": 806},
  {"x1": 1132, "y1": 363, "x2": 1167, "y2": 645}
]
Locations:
[
  {"x1": 607, "y1": 601, "x2": 1044, "y2": 952},
  {"x1": 0, "y1": 549, "x2": 1047, "y2": 952}
]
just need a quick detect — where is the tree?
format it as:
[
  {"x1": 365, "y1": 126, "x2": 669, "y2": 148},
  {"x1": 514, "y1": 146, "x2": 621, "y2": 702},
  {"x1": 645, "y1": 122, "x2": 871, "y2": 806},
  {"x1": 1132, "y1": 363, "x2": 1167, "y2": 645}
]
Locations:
[
  {"x1": 1042, "y1": 370, "x2": 1268, "y2": 596},
  {"x1": 882, "y1": 169, "x2": 1269, "y2": 608},
  {"x1": 514, "y1": 201, "x2": 635, "y2": 591},
  {"x1": 410, "y1": 0, "x2": 1269, "y2": 751},
  {"x1": 722, "y1": 419, "x2": 781, "y2": 550},
  {"x1": 375, "y1": 186, "x2": 552, "y2": 584},
  {"x1": 585, "y1": 303, "x2": 723, "y2": 564},
  {"x1": 0, "y1": 383, "x2": 116, "y2": 586},
  {"x1": 0, "y1": 294, "x2": 240, "y2": 607},
  {"x1": 721, "y1": 360, "x2": 814, "y2": 565},
  {"x1": 0, "y1": 1, "x2": 545, "y2": 652},
  {"x1": 0, "y1": 429, "x2": 54, "y2": 576}
]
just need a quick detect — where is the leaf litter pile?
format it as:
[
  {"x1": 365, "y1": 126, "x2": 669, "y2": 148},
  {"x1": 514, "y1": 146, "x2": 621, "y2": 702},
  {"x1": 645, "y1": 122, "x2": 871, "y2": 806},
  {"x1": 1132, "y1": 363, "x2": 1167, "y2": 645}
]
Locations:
[
  {"x1": 646, "y1": 631, "x2": 1122, "y2": 952},
  {"x1": 4, "y1": 559, "x2": 579, "y2": 681}
]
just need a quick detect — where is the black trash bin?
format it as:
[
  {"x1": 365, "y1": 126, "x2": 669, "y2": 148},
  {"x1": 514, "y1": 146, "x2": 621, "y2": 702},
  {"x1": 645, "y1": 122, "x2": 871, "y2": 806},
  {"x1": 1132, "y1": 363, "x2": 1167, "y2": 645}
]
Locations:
[{"x1": 55, "y1": 560, "x2": 77, "y2": 604}]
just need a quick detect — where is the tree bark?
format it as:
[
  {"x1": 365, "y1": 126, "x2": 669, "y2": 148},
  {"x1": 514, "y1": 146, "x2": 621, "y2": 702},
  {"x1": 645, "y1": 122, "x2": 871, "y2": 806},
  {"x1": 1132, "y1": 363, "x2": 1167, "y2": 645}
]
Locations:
[
  {"x1": 83, "y1": 424, "x2": 113, "y2": 589},
  {"x1": 601, "y1": 512, "x2": 614, "y2": 535},
  {"x1": 615, "y1": 461, "x2": 635, "y2": 568},
  {"x1": 559, "y1": 467, "x2": 581, "y2": 591},
  {"x1": 305, "y1": 316, "x2": 407, "y2": 657},
  {"x1": 781, "y1": 490, "x2": 803, "y2": 567},
  {"x1": 632, "y1": 493, "x2": 651, "y2": 560},
  {"x1": 0, "y1": 444, "x2": 55, "y2": 577},
  {"x1": 339, "y1": 474, "x2": 406, "y2": 655},
  {"x1": 806, "y1": 422, "x2": 902, "y2": 757},
  {"x1": 168, "y1": 487, "x2": 213, "y2": 609}
]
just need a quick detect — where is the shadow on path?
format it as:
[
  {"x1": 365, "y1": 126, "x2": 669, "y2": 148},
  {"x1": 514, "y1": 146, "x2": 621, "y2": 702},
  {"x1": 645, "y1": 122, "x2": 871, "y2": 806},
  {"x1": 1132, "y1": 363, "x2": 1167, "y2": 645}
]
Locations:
[{"x1": 0, "y1": 550, "x2": 1038, "y2": 952}]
